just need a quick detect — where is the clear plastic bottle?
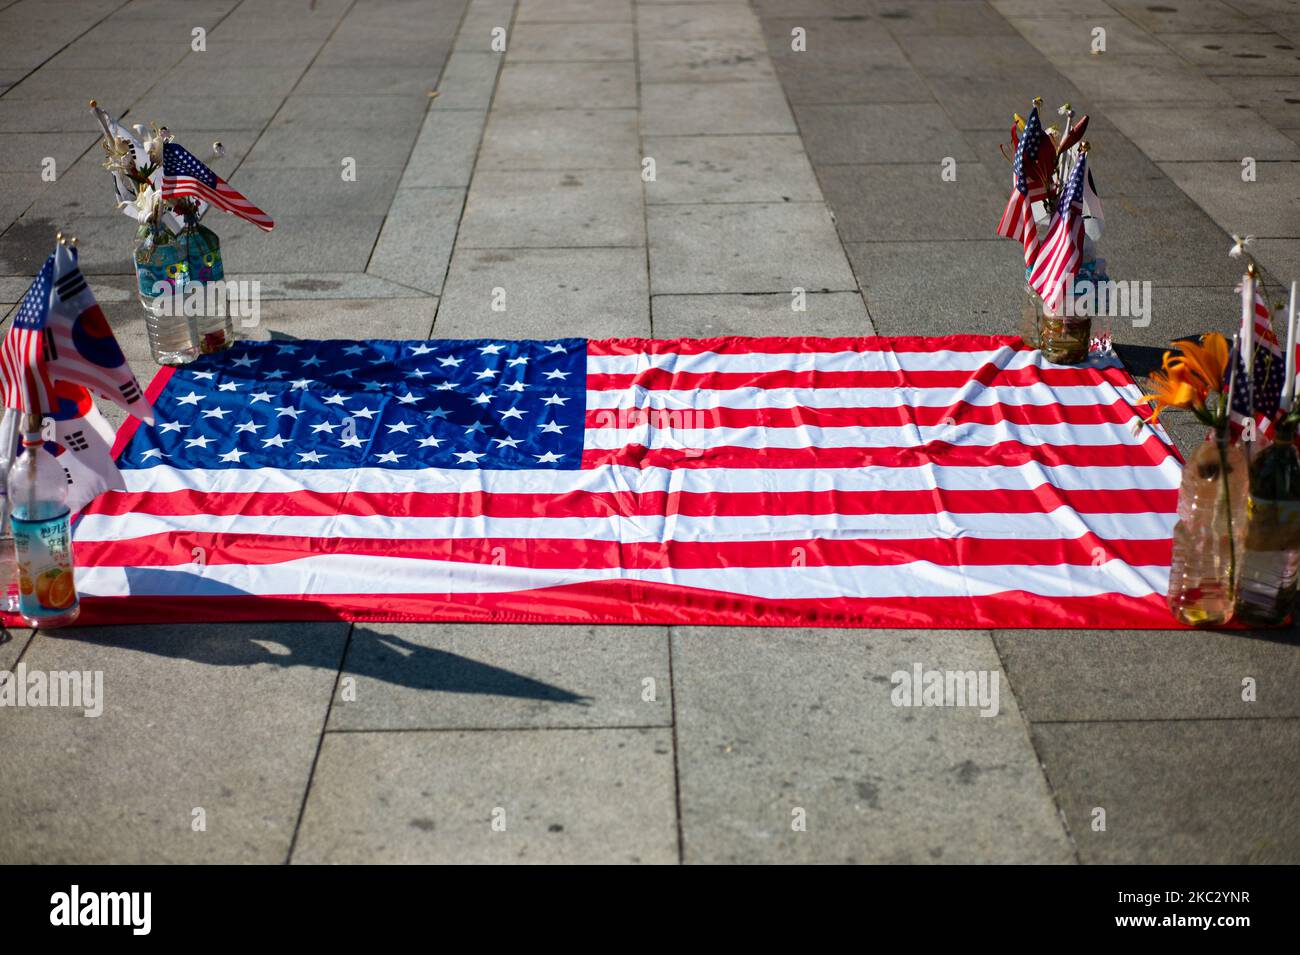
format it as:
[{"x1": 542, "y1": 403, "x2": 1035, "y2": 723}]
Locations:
[
  {"x1": 7, "y1": 422, "x2": 79, "y2": 628},
  {"x1": 0, "y1": 512, "x2": 19, "y2": 615},
  {"x1": 1236, "y1": 418, "x2": 1300, "y2": 625},
  {"x1": 1166, "y1": 433, "x2": 1248, "y2": 626}
]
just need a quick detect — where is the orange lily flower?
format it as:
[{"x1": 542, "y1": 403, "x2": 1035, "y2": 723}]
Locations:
[
  {"x1": 1142, "y1": 364, "x2": 1201, "y2": 423},
  {"x1": 1165, "y1": 332, "x2": 1229, "y2": 399}
]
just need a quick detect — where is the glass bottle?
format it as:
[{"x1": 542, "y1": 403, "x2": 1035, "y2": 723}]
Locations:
[
  {"x1": 1236, "y1": 417, "x2": 1300, "y2": 625},
  {"x1": 7, "y1": 419, "x2": 80, "y2": 628},
  {"x1": 1038, "y1": 295, "x2": 1091, "y2": 365},
  {"x1": 1166, "y1": 431, "x2": 1248, "y2": 627}
]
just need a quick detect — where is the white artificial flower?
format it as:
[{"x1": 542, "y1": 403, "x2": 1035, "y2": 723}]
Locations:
[{"x1": 1229, "y1": 234, "x2": 1255, "y2": 258}]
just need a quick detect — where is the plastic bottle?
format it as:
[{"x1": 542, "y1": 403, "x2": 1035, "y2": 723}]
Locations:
[
  {"x1": 0, "y1": 409, "x2": 19, "y2": 614},
  {"x1": 1236, "y1": 417, "x2": 1300, "y2": 625},
  {"x1": 7, "y1": 422, "x2": 79, "y2": 628},
  {"x1": 1166, "y1": 434, "x2": 1248, "y2": 626}
]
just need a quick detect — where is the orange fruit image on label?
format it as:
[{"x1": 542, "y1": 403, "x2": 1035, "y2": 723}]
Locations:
[{"x1": 36, "y1": 568, "x2": 75, "y2": 610}]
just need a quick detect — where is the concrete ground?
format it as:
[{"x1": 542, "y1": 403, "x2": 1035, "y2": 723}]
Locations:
[{"x1": 0, "y1": 0, "x2": 1298, "y2": 864}]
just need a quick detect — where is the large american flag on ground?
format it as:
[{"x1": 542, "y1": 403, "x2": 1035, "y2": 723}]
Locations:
[
  {"x1": 49, "y1": 336, "x2": 1184, "y2": 629},
  {"x1": 161, "y1": 142, "x2": 274, "y2": 232}
]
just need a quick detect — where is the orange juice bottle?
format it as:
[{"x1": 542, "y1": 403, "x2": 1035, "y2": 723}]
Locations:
[{"x1": 7, "y1": 422, "x2": 79, "y2": 628}]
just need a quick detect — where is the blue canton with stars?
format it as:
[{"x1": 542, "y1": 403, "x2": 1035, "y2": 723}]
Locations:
[{"x1": 122, "y1": 338, "x2": 587, "y2": 470}]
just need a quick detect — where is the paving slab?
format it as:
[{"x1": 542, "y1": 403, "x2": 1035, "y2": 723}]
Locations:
[
  {"x1": 1211, "y1": 74, "x2": 1300, "y2": 129},
  {"x1": 327, "y1": 622, "x2": 671, "y2": 730},
  {"x1": 1107, "y1": 105, "x2": 1300, "y2": 161},
  {"x1": 401, "y1": 108, "x2": 487, "y2": 188},
  {"x1": 795, "y1": 103, "x2": 977, "y2": 166},
  {"x1": 295, "y1": 66, "x2": 443, "y2": 97},
  {"x1": 1097, "y1": 0, "x2": 1269, "y2": 35},
  {"x1": 871, "y1": 0, "x2": 1018, "y2": 37},
  {"x1": 508, "y1": 21, "x2": 634, "y2": 61},
  {"x1": 767, "y1": 54, "x2": 930, "y2": 106},
  {"x1": 0, "y1": 131, "x2": 96, "y2": 175},
  {"x1": 639, "y1": 36, "x2": 775, "y2": 84},
  {"x1": 242, "y1": 273, "x2": 434, "y2": 301},
  {"x1": 989, "y1": 0, "x2": 1116, "y2": 18},
  {"x1": 761, "y1": 17, "x2": 914, "y2": 66},
  {"x1": 938, "y1": 77, "x2": 1088, "y2": 135},
  {"x1": 0, "y1": 97, "x2": 123, "y2": 134},
  {"x1": 1053, "y1": 55, "x2": 1235, "y2": 107},
  {"x1": 0, "y1": 629, "x2": 32, "y2": 684},
  {"x1": 1158, "y1": 160, "x2": 1300, "y2": 238},
  {"x1": 996, "y1": 628, "x2": 1300, "y2": 722},
  {"x1": 366, "y1": 186, "x2": 465, "y2": 294},
  {"x1": 962, "y1": 121, "x2": 1183, "y2": 199},
  {"x1": 1071, "y1": 191, "x2": 1247, "y2": 287},
  {"x1": 241, "y1": 124, "x2": 421, "y2": 170},
  {"x1": 1008, "y1": 14, "x2": 1170, "y2": 58},
  {"x1": 291, "y1": 727, "x2": 678, "y2": 863},
  {"x1": 516, "y1": 0, "x2": 633, "y2": 22},
  {"x1": 0, "y1": 621, "x2": 348, "y2": 864},
  {"x1": 1250, "y1": 237, "x2": 1300, "y2": 284},
  {"x1": 642, "y1": 134, "x2": 822, "y2": 204},
  {"x1": 478, "y1": 108, "x2": 639, "y2": 170},
  {"x1": 127, "y1": 91, "x2": 286, "y2": 131},
  {"x1": 1, "y1": 66, "x2": 159, "y2": 104},
  {"x1": 672, "y1": 627, "x2": 1074, "y2": 864},
  {"x1": 647, "y1": 201, "x2": 857, "y2": 295},
  {"x1": 270, "y1": 94, "x2": 432, "y2": 133},
  {"x1": 455, "y1": 168, "x2": 644, "y2": 248},
  {"x1": 637, "y1": 2, "x2": 762, "y2": 42},
  {"x1": 817, "y1": 162, "x2": 1007, "y2": 243},
  {"x1": 845, "y1": 239, "x2": 1027, "y2": 336},
  {"x1": 436, "y1": 246, "x2": 649, "y2": 337},
  {"x1": 1157, "y1": 30, "x2": 1300, "y2": 77},
  {"x1": 210, "y1": 214, "x2": 389, "y2": 274},
  {"x1": 640, "y1": 80, "x2": 796, "y2": 136},
  {"x1": 0, "y1": 215, "x2": 136, "y2": 276},
  {"x1": 652, "y1": 291, "x2": 872, "y2": 337},
  {"x1": 1033, "y1": 719, "x2": 1300, "y2": 864},
  {"x1": 223, "y1": 167, "x2": 404, "y2": 216},
  {"x1": 429, "y1": 52, "x2": 503, "y2": 111},
  {"x1": 493, "y1": 61, "x2": 637, "y2": 110},
  {"x1": 233, "y1": 297, "x2": 439, "y2": 342}
]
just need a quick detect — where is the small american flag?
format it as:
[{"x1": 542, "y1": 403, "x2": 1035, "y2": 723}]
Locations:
[
  {"x1": 1029, "y1": 153, "x2": 1089, "y2": 312},
  {"x1": 0, "y1": 255, "x2": 57, "y2": 413},
  {"x1": 65, "y1": 336, "x2": 1184, "y2": 629},
  {"x1": 1231, "y1": 286, "x2": 1283, "y2": 438},
  {"x1": 996, "y1": 107, "x2": 1045, "y2": 268},
  {"x1": 161, "y1": 142, "x2": 274, "y2": 232}
]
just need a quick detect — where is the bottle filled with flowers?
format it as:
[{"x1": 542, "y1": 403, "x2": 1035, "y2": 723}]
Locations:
[{"x1": 1143, "y1": 332, "x2": 1247, "y2": 626}]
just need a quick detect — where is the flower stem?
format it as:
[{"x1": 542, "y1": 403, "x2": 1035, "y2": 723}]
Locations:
[{"x1": 1217, "y1": 433, "x2": 1238, "y2": 607}]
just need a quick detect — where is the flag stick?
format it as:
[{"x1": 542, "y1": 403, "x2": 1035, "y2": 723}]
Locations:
[{"x1": 1285, "y1": 280, "x2": 1299, "y2": 411}]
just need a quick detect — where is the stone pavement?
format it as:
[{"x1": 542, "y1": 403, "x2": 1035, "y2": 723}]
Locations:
[{"x1": 0, "y1": 0, "x2": 1297, "y2": 863}]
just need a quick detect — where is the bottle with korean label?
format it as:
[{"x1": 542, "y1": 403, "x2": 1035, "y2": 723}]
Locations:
[{"x1": 7, "y1": 419, "x2": 79, "y2": 628}]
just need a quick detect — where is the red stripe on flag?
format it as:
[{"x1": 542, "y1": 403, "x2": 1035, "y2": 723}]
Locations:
[{"x1": 41, "y1": 585, "x2": 1188, "y2": 629}]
